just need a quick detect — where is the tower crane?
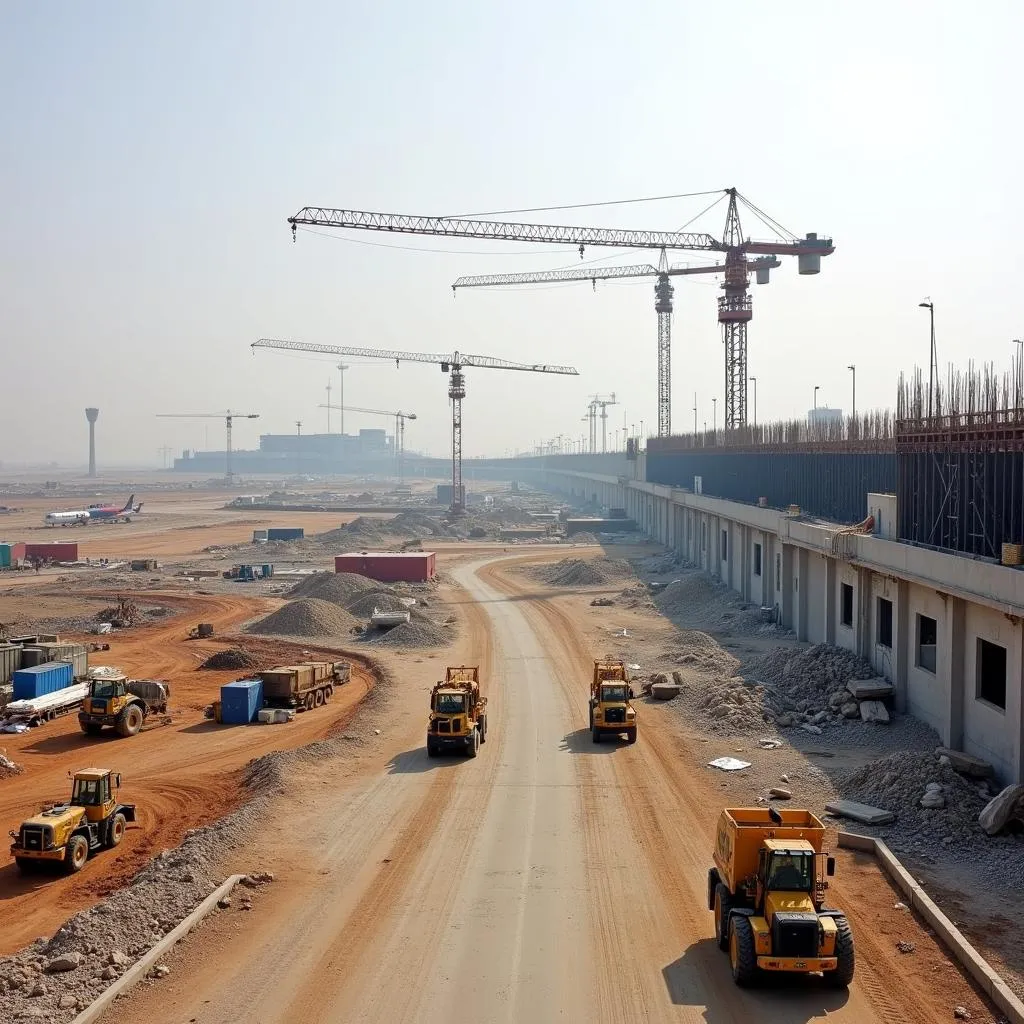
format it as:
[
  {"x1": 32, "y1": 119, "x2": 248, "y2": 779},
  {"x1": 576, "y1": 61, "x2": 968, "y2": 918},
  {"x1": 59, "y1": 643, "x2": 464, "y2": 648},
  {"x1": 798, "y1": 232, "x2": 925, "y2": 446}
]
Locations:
[
  {"x1": 287, "y1": 189, "x2": 833, "y2": 433},
  {"x1": 154, "y1": 411, "x2": 259, "y2": 484},
  {"x1": 583, "y1": 393, "x2": 618, "y2": 453},
  {"x1": 319, "y1": 403, "x2": 417, "y2": 482},
  {"x1": 455, "y1": 254, "x2": 778, "y2": 438},
  {"x1": 254, "y1": 340, "x2": 578, "y2": 515}
]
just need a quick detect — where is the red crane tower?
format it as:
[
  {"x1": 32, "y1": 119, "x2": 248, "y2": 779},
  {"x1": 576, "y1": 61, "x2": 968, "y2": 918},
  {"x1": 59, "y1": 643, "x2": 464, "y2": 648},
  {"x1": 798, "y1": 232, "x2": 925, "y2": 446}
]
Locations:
[
  {"x1": 287, "y1": 189, "x2": 833, "y2": 433},
  {"x1": 253, "y1": 340, "x2": 578, "y2": 515}
]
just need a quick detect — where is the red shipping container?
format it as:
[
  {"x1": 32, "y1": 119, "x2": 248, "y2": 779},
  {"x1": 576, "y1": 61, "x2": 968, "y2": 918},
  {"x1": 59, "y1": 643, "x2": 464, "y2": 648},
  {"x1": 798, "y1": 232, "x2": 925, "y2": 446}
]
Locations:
[
  {"x1": 7, "y1": 542, "x2": 26, "y2": 560},
  {"x1": 334, "y1": 551, "x2": 436, "y2": 583},
  {"x1": 24, "y1": 542, "x2": 78, "y2": 562}
]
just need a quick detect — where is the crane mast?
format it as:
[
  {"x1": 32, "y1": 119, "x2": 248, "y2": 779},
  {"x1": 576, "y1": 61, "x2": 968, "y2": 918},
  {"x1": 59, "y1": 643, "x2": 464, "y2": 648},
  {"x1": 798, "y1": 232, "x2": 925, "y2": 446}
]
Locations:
[
  {"x1": 290, "y1": 190, "x2": 832, "y2": 436},
  {"x1": 155, "y1": 411, "x2": 259, "y2": 484},
  {"x1": 255, "y1": 339, "x2": 577, "y2": 514},
  {"x1": 320, "y1": 403, "x2": 418, "y2": 482}
]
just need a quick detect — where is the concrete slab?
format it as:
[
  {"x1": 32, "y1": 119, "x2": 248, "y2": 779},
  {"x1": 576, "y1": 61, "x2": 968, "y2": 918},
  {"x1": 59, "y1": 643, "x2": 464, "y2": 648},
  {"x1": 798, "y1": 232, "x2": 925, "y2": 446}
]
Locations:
[
  {"x1": 825, "y1": 799, "x2": 896, "y2": 825},
  {"x1": 935, "y1": 746, "x2": 995, "y2": 778},
  {"x1": 650, "y1": 682, "x2": 681, "y2": 700},
  {"x1": 847, "y1": 677, "x2": 894, "y2": 700}
]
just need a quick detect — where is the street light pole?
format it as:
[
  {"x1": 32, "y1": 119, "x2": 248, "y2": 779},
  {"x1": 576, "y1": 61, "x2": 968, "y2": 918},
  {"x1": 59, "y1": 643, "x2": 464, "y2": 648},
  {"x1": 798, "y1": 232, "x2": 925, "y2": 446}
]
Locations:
[
  {"x1": 919, "y1": 301, "x2": 936, "y2": 417},
  {"x1": 712, "y1": 397, "x2": 717, "y2": 439},
  {"x1": 848, "y1": 364, "x2": 856, "y2": 425},
  {"x1": 693, "y1": 392, "x2": 697, "y2": 435},
  {"x1": 749, "y1": 376, "x2": 757, "y2": 428},
  {"x1": 813, "y1": 385, "x2": 820, "y2": 410},
  {"x1": 337, "y1": 363, "x2": 350, "y2": 435}
]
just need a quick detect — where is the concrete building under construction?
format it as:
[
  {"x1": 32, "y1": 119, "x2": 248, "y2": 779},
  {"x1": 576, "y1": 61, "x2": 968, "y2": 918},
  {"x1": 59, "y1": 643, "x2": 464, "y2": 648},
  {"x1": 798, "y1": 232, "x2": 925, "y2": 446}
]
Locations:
[{"x1": 505, "y1": 364, "x2": 1024, "y2": 785}]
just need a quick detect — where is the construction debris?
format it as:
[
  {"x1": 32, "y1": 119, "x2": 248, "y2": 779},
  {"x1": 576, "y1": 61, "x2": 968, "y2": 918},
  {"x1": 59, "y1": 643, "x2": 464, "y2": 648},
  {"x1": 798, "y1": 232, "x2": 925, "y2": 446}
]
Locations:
[
  {"x1": 200, "y1": 648, "x2": 262, "y2": 671},
  {"x1": 978, "y1": 784, "x2": 1024, "y2": 836},
  {"x1": 824, "y1": 799, "x2": 896, "y2": 825}
]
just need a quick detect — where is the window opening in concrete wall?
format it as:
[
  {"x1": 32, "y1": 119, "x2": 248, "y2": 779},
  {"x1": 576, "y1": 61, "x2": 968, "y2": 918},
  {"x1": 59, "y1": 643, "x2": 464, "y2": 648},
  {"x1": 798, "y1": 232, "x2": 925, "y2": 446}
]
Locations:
[
  {"x1": 721, "y1": 530, "x2": 728, "y2": 560},
  {"x1": 840, "y1": 583, "x2": 854, "y2": 628},
  {"x1": 776, "y1": 553, "x2": 781, "y2": 591},
  {"x1": 754, "y1": 543, "x2": 762, "y2": 577},
  {"x1": 976, "y1": 638, "x2": 1007, "y2": 710},
  {"x1": 877, "y1": 597, "x2": 893, "y2": 648},
  {"x1": 917, "y1": 614, "x2": 937, "y2": 673}
]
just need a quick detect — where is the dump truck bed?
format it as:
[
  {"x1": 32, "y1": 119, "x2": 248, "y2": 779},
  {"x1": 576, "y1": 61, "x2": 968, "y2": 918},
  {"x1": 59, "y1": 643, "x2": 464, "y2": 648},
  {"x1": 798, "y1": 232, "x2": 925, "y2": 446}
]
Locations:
[{"x1": 715, "y1": 808, "x2": 826, "y2": 889}]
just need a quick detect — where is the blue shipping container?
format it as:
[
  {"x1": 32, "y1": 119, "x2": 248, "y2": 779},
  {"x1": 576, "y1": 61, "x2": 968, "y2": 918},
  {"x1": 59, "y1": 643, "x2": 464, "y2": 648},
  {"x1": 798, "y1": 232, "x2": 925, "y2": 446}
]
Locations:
[
  {"x1": 262, "y1": 564, "x2": 274, "y2": 578},
  {"x1": 12, "y1": 661, "x2": 75, "y2": 701},
  {"x1": 267, "y1": 528, "x2": 304, "y2": 541},
  {"x1": 220, "y1": 679, "x2": 263, "y2": 724}
]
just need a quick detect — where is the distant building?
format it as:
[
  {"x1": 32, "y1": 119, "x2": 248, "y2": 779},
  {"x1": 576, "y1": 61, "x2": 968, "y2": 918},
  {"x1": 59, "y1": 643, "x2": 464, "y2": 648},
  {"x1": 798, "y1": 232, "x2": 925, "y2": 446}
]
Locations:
[{"x1": 808, "y1": 407, "x2": 843, "y2": 427}]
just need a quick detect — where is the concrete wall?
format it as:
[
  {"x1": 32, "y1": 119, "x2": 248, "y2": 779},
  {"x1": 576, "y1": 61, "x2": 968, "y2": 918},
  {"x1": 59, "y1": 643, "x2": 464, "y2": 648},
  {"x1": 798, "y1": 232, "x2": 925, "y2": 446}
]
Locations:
[{"x1": 534, "y1": 466, "x2": 1024, "y2": 785}]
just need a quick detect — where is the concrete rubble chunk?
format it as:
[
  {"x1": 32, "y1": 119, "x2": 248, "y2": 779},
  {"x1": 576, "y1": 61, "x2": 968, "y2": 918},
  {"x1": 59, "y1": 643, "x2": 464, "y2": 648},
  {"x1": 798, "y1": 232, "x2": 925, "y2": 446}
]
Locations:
[
  {"x1": 825, "y1": 799, "x2": 896, "y2": 825},
  {"x1": 859, "y1": 700, "x2": 890, "y2": 724},
  {"x1": 920, "y1": 789, "x2": 945, "y2": 809},
  {"x1": 810, "y1": 710, "x2": 829, "y2": 725},
  {"x1": 934, "y1": 747, "x2": 994, "y2": 778},
  {"x1": 979, "y1": 784, "x2": 1024, "y2": 836},
  {"x1": 769, "y1": 787, "x2": 792, "y2": 800},
  {"x1": 44, "y1": 953, "x2": 83, "y2": 973},
  {"x1": 799, "y1": 723, "x2": 822, "y2": 735},
  {"x1": 650, "y1": 682, "x2": 681, "y2": 700},
  {"x1": 107, "y1": 950, "x2": 129, "y2": 967},
  {"x1": 846, "y1": 677, "x2": 894, "y2": 700},
  {"x1": 840, "y1": 701, "x2": 860, "y2": 719}
]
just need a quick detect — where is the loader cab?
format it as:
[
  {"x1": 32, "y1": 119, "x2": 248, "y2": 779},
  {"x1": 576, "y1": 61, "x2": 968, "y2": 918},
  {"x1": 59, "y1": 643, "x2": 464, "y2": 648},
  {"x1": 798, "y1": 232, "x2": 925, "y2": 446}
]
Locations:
[
  {"x1": 433, "y1": 690, "x2": 467, "y2": 715},
  {"x1": 756, "y1": 839, "x2": 835, "y2": 914},
  {"x1": 89, "y1": 677, "x2": 127, "y2": 700},
  {"x1": 70, "y1": 769, "x2": 119, "y2": 824},
  {"x1": 599, "y1": 683, "x2": 631, "y2": 704}
]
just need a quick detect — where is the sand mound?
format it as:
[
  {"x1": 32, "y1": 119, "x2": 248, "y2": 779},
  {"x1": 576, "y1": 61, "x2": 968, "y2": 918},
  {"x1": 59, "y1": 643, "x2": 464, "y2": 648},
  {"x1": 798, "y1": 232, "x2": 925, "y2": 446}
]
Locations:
[
  {"x1": 199, "y1": 648, "x2": 262, "y2": 671},
  {"x1": 534, "y1": 557, "x2": 634, "y2": 587},
  {"x1": 346, "y1": 590, "x2": 410, "y2": 617},
  {"x1": 248, "y1": 598, "x2": 359, "y2": 638},
  {"x1": 289, "y1": 572, "x2": 378, "y2": 603}
]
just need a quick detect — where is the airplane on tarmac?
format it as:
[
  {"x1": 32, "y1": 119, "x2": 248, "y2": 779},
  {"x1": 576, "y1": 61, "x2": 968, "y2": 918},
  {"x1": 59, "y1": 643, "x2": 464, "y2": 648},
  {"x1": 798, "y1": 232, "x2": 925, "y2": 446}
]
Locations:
[{"x1": 44, "y1": 496, "x2": 141, "y2": 527}]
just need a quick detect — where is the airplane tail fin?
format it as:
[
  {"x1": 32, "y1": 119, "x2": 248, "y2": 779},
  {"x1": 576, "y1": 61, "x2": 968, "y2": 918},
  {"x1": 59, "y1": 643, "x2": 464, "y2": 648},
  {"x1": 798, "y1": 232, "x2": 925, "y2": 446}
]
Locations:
[
  {"x1": 120, "y1": 494, "x2": 135, "y2": 513},
  {"x1": 133, "y1": 503, "x2": 143, "y2": 513}
]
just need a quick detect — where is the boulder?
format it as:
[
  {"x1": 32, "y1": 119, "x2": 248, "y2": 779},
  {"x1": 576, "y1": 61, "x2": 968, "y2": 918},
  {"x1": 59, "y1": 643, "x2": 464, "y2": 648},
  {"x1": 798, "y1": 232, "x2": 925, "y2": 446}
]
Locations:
[
  {"x1": 859, "y1": 700, "x2": 890, "y2": 724},
  {"x1": 841, "y1": 701, "x2": 860, "y2": 719},
  {"x1": 769, "y1": 787, "x2": 792, "y2": 800},
  {"x1": 846, "y1": 677, "x2": 894, "y2": 700},
  {"x1": 775, "y1": 713, "x2": 795, "y2": 728},
  {"x1": 828, "y1": 690, "x2": 848, "y2": 709},
  {"x1": 810, "y1": 710, "x2": 829, "y2": 725},
  {"x1": 671, "y1": 670, "x2": 684, "y2": 687},
  {"x1": 920, "y1": 789, "x2": 945, "y2": 809},
  {"x1": 979, "y1": 784, "x2": 1024, "y2": 836},
  {"x1": 44, "y1": 953, "x2": 83, "y2": 973},
  {"x1": 107, "y1": 950, "x2": 129, "y2": 967},
  {"x1": 799, "y1": 723, "x2": 822, "y2": 735}
]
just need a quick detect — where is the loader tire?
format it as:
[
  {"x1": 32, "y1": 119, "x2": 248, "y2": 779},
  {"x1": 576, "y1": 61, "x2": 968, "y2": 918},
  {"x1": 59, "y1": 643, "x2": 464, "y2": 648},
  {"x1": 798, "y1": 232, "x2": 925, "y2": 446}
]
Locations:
[
  {"x1": 480, "y1": 715, "x2": 487, "y2": 743},
  {"x1": 714, "y1": 883, "x2": 734, "y2": 950},
  {"x1": 80, "y1": 721, "x2": 103, "y2": 736},
  {"x1": 325, "y1": 684, "x2": 334, "y2": 701},
  {"x1": 626, "y1": 727, "x2": 637, "y2": 745},
  {"x1": 466, "y1": 729, "x2": 479, "y2": 759},
  {"x1": 314, "y1": 688, "x2": 325, "y2": 708},
  {"x1": 426, "y1": 740, "x2": 438, "y2": 758},
  {"x1": 588, "y1": 703, "x2": 594, "y2": 730},
  {"x1": 304, "y1": 693, "x2": 315, "y2": 712},
  {"x1": 15, "y1": 857, "x2": 39, "y2": 874},
  {"x1": 64, "y1": 835, "x2": 89, "y2": 874},
  {"x1": 591, "y1": 727, "x2": 601, "y2": 744},
  {"x1": 116, "y1": 704, "x2": 143, "y2": 738},
  {"x1": 107, "y1": 812, "x2": 127, "y2": 848},
  {"x1": 729, "y1": 915, "x2": 758, "y2": 987},
  {"x1": 827, "y1": 915, "x2": 856, "y2": 988}
]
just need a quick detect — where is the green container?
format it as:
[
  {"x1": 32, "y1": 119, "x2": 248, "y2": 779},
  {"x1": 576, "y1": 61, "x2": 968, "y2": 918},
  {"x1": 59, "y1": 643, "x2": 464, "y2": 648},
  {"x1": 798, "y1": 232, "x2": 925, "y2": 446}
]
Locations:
[{"x1": 0, "y1": 544, "x2": 10, "y2": 568}]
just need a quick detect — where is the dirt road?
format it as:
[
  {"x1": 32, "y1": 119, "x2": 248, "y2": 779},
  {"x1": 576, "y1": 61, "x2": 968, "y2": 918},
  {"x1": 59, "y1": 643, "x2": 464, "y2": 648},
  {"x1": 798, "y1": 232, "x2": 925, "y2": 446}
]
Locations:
[
  {"x1": 0, "y1": 592, "x2": 372, "y2": 952},
  {"x1": 98, "y1": 556, "x2": 988, "y2": 1023}
]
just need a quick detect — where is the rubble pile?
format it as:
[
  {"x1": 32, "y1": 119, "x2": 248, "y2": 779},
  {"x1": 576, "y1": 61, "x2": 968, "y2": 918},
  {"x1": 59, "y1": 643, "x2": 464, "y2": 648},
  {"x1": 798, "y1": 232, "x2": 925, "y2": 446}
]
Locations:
[
  {"x1": 199, "y1": 648, "x2": 262, "y2": 671},
  {"x1": 533, "y1": 557, "x2": 634, "y2": 587},
  {"x1": 248, "y1": 599, "x2": 359, "y2": 638}
]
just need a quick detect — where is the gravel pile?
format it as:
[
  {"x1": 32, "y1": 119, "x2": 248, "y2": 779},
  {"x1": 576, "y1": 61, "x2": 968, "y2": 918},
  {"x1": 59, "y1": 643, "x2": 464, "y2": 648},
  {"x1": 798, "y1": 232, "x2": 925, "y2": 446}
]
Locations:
[
  {"x1": 671, "y1": 629, "x2": 739, "y2": 675},
  {"x1": 534, "y1": 557, "x2": 634, "y2": 586},
  {"x1": 655, "y1": 574, "x2": 759, "y2": 631},
  {"x1": 388, "y1": 512, "x2": 453, "y2": 538},
  {"x1": 569, "y1": 531, "x2": 599, "y2": 544},
  {"x1": 364, "y1": 620, "x2": 448, "y2": 648},
  {"x1": 317, "y1": 517, "x2": 390, "y2": 545},
  {"x1": 199, "y1": 648, "x2": 262, "y2": 671},
  {"x1": 248, "y1": 598, "x2": 359, "y2": 638},
  {"x1": 288, "y1": 572, "x2": 378, "y2": 603}
]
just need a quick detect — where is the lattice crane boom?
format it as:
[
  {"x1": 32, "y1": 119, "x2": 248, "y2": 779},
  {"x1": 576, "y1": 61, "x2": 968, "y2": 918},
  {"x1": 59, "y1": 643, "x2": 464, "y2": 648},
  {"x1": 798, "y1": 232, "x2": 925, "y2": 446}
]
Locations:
[
  {"x1": 319, "y1": 403, "x2": 418, "y2": 482},
  {"x1": 255, "y1": 339, "x2": 577, "y2": 514},
  {"x1": 289, "y1": 191, "x2": 831, "y2": 436},
  {"x1": 155, "y1": 411, "x2": 259, "y2": 484}
]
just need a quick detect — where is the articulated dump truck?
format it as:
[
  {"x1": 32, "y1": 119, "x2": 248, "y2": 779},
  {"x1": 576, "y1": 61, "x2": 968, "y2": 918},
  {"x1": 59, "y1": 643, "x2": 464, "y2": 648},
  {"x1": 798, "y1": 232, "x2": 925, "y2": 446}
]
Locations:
[
  {"x1": 589, "y1": 660, "x2": 637, "y2": 744},
  {"x1": 426, "y1": 666, "x2": 488, "y2": 758},
  {"x1": 708, "y1": 807, "x2": 855, "y2": 987}
]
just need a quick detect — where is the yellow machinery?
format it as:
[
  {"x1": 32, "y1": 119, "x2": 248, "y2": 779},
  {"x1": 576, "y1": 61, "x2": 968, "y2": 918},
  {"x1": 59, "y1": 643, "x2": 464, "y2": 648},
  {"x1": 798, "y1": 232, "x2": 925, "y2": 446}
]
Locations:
[
  {"x1": 707, "y1": 807, "x2": 854, "y2": 987},
  {"x1": 9, "y1": 768, "x2": 136, "y2": 874},
  {"x1": 589, "y1": 660, "x2": 637, "y2": 744},
  {"x1": 79, "y1": 673, "x2": 169, "y2": 737},
  {"x1": 426, "y1": 666, "x2": 488, "y2": 758}
]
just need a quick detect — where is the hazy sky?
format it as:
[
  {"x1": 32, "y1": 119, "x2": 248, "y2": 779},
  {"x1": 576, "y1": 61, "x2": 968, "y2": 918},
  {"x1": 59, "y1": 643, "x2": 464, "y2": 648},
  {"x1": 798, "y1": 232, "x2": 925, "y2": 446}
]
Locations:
[{"x1": 2, "y1": 1, "x2": 1020, "y2": 467}]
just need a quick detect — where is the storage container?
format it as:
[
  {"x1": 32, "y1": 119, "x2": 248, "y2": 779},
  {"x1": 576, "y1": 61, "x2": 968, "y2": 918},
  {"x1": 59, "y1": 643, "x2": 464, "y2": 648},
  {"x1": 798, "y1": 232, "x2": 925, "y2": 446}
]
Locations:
[
  {"x1": 267, "y1": 527, "x2": 304, "y2": 541},
  {"x1": 20, "y1": 647, "x2": 46, "y2": 668},
  {"x1": 262, "y1": 564, "x2": 275, "y2": 578},
  {"x1": 252, "y1": 530, "x2": 269, "y2": 542},
  {"x1": 0, "y1": 644, "x2": 23, "y2": 684},
  {"x1": 24, "y1": 542, "x2": 78, "y2": 562},
  {"x1": 12, "y1": 661, "x2": 75, "y2": 701},
  {"x1": 334, "y1": 551, "x2": 436, "y2": 583},
  {"x1": 219, "y1": 678, "x2": 263, "y2": 724},
  {"x1": 256, "y1": 708, "x2": 276, "y2": 724}
]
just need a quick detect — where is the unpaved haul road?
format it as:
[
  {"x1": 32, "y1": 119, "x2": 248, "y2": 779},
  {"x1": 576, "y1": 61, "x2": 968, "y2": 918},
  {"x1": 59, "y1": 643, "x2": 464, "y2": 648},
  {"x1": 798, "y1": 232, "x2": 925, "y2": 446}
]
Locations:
[{"x1": 100, "y1": 557, "x2": 976, "y2": 1024}]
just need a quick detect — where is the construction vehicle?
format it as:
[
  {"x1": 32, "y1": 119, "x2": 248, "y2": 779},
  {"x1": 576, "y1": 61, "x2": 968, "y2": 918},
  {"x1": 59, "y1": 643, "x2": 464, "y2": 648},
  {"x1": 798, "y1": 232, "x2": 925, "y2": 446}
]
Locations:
[
  {"x1": 589, "y1": 660, "x2": 637, "y2": 744},
  {"x1": 187, "y1": 623, "x2": 215, "y2": 640},
  {"x1": 426, "y1": 666, "x2": 487, "y2": 757},
  {"x1": 9, "y1": 768, "x2": 136, "y2": 874},
  {"x1": 260, "y1": 661, "x2": 351, "y2": 711},
  {"x1": 707, "y1": 807, "x2": 854, "y2": 988},
  {"x1": 78, "y1": 672, "x2": 170, "y2": 737}
]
